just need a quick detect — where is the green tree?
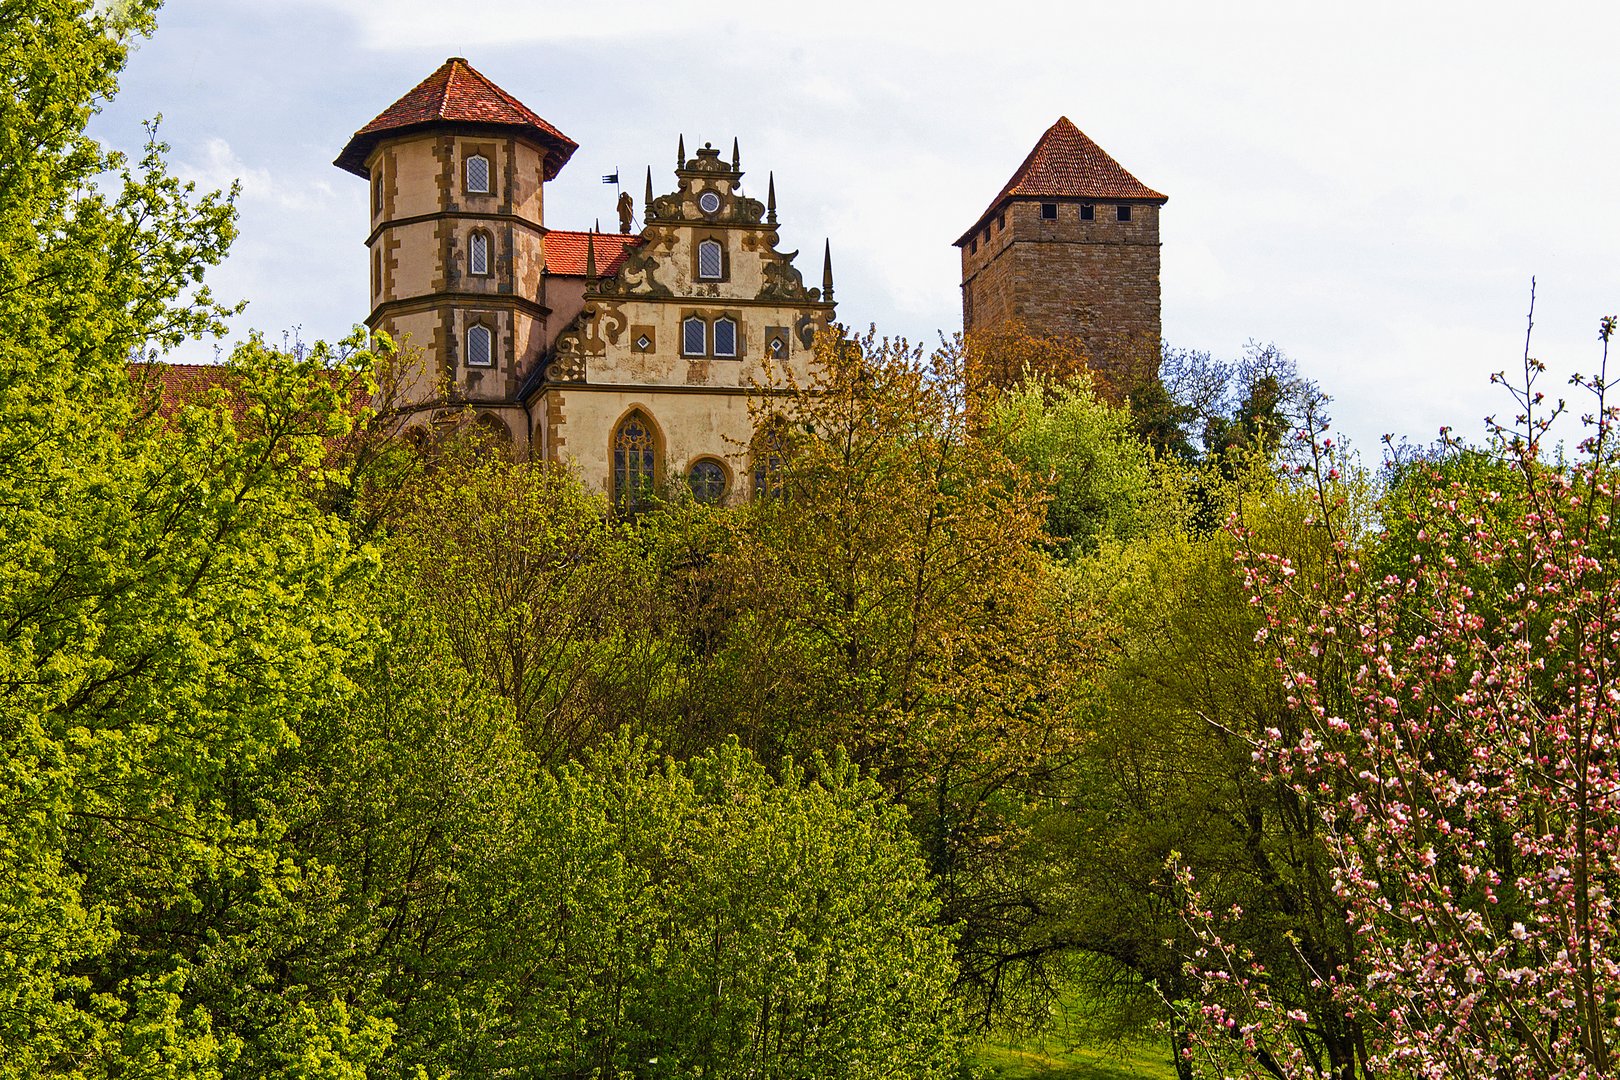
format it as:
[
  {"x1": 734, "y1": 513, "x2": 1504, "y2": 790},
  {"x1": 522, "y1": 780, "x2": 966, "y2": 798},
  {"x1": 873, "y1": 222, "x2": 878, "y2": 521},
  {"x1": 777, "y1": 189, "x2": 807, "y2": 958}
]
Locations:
[{"x1": 0, "y1": 4, "x2": 391, "y2": 1075}]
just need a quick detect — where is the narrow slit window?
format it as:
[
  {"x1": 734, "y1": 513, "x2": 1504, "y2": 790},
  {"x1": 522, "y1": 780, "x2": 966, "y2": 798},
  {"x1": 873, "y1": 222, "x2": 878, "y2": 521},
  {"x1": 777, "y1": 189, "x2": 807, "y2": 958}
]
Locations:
[
  {"x1": 683, "y1": 316, "x2": 707, "y2": 356},
  {"x1": 466, "y1": 154, "x2": 491, "y2": 194},
  {"x1": 372, "y1": 172, "x2": 383, "y2": 214},
  {"x1": 466, "y1": 324, "x2": 493, "y2": 367},
  {"x1": 697, "y1": 239, "x2": 723, "y2": 280},
  {"x1": 1116, "y1": 204, "x2": 1132, "y2": 222},
  {"x1": 469, "y1": 232, "x2": 489, "y2": 276},
  {"x1": 713, "y1": 317, "x2": 737, "y2": 358}
]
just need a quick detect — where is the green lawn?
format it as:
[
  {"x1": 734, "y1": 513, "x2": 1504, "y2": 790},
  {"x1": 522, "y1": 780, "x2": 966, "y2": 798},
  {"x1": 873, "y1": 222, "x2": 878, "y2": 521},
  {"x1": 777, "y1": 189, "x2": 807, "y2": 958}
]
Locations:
[{"x1": 970, "y1": 1036, "x2": 1179, "y2": 1080}]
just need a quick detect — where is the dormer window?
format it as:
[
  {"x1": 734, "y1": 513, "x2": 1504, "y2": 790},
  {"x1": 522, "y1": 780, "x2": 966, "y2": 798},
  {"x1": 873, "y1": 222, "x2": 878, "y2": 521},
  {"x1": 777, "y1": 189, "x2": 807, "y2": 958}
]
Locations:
[
  {"x1": 465, "y1": 154, "x2": 491, "y2": 194},
  {"x1": 697, "y1": 239, "x2": 723, "y2": 280},
  {"x1": 713, "y1": 317, "x2": 737, "y2": 358},
  {"x1": 469, "y1": 231, "x2": 490, "y2": 276},
  {"x1": 683, "y1": 316, "x2": 707, "y2": 356},
  {"x1": 467, "y1": 324, "x2": 493, "y2": 367}
]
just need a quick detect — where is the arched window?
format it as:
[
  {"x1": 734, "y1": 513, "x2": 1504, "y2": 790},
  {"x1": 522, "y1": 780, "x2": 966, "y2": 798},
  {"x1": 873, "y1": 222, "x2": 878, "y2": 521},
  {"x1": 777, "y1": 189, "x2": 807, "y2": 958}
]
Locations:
[
  {"x1": 469, "y1": 231, "x2": 490, "y2": 276},
  {"x1": 465, "y1": 154, "x2": 491, "y2": 194},
  {"x1": 697, "y1": 238, "x2": 723, "y2": 280},
  {"x1": 682, "y1": 316, "x2": 707, "y2": 356},
  {"x1": 466, "y1": 324, "x2": 493, "y2": 367},
  {"x1": 752, "y1": 416, "x2": 790, "y2": 500},
  {"x1": 372, "y1": 171, "x2": 383, "y2": 215},
  {"x1": 613, "y1": 411, "x2": 658, "y2": 511},
  {"x1": 713, "y1": 316, "x2": 737, "y2": 358},
  {"x1": 687, "y1": 459, "x2": 727, "y2": 505}
]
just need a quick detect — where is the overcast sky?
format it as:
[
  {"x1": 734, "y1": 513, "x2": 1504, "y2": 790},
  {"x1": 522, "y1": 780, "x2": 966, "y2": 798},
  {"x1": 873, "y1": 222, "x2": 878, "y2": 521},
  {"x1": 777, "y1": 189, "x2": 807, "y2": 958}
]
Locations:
[{"x1": 93, "y1": 0, "x2": 1620, "y2": 457}]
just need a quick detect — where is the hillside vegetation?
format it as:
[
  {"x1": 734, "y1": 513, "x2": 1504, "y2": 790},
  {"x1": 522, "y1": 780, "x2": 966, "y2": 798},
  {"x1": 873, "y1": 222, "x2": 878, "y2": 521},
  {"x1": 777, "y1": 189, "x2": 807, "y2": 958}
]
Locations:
[{"x1": 5, "y1": 3, "x2": 1620, "y2": 1080}]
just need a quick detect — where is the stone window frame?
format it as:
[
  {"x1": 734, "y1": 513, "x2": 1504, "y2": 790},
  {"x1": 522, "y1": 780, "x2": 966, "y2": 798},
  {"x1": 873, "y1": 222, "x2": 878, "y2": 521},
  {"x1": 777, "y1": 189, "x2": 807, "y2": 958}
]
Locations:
[
  {"x1": 468, "y1": 228, "x2": 493, "y2": 277},
  {"x1": 713, "y1": 315, "x2": 739, "y2": 358},
  {"x1": 681, "y1": 314, "x2": 707, "y2": 357},
  {"x1": 1116, "y1": 204, "x2": 1132, "y2": 222},
  {"x1": 1041, "y1": 202, "x2": 1058, "y2": 220},
  {"x1": 462, "y1": 145, "x2": 496, "y2": 197},
  {"x1": 764, "y1": 325, "x2": 789, "y2": 360},
  {"x1": 1080, "y1": 203, "x2": 1095, "y2": 221},
  {"x1": 372, "y1": 248, "x2": 382, "y2": 299},
  {"x1": 686, "y1": 456, "x2": 730, "y2": 505},
  {"x1": 372, "y1": 169, "x2": 383, "y2": 216},
  {"x1": 611, "y1": 406, "x2": 664, "y2": 512},
  {"x1": 465, "y1": 318, "x2": 496, "y2": 368},
  {"x1": 692, "y1": 234, "x2": 729, "y2": 283},
  {"x1": 751, "y1": 413, "x2": 792, "y2": 500}
]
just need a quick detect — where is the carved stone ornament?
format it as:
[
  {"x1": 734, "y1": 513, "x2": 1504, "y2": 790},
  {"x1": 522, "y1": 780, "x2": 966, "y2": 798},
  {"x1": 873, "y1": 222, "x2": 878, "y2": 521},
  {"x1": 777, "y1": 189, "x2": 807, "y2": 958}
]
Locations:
[
  {"x1": 545, "y1": 339, "x2": 586, "y2": 383},
  {"x1": 795, "y1": 312, "x2": 820, "y2": 349},
  {"x1": 595, "y1": 230, "x2": 675, "y2": 298},
  {"x1": 757, "y1": 249, "x2": 823, "y2": 303}
]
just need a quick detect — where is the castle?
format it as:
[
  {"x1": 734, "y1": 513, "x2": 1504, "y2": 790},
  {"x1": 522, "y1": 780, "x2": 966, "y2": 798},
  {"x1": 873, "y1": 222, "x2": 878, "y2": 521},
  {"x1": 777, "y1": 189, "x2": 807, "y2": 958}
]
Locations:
[{"x1": 335, "y1": 59, "x2": 1165, "y2": 504}]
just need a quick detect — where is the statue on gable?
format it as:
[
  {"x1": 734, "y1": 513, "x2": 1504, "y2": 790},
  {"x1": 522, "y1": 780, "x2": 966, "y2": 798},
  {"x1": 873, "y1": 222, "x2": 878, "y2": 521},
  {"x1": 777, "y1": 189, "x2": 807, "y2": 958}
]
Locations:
[{"x1": 617, "y1": 191, "x2": 634, "y2": 234}]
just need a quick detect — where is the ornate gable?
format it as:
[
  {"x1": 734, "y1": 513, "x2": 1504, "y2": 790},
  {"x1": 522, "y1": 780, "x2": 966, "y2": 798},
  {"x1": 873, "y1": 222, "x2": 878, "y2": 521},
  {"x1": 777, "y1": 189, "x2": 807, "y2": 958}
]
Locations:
[{"x1": 538, "y1": 138, "x2": 833, "y2": 392}]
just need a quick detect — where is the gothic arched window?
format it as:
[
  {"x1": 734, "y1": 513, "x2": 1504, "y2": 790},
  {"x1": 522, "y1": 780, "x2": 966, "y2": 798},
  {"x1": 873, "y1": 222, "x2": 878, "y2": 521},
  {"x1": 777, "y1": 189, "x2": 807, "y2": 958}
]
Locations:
[
  {"x1": 469, "y1": 231, "x2": 490, "y2": 276},
  {"x1": 687, "y1": 459, "x2": 727, "y2": 505},
  {"x1": 713, "y1": 316, "x2": 737, "y2": 358},
  {"x1": 697, "y1": 238, "x2": 723, "y2": 280},
  {"x1": 682, "y1": 316, "x2": 706, "y2": 357},
  {"x1": 613, "y1": 411, "x2": 658, "y2": 511},
  {"x1": 465, "y1": 154, "x2": 491, "y2": 194},
  {"x1": 466, "y1": 324, "x2": 493, "y2": 367}
]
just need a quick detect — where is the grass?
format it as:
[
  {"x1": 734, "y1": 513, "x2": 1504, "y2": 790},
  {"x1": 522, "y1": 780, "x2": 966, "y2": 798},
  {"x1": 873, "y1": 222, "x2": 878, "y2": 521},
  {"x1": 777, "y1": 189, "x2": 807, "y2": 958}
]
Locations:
[{"x1": 970, "y1": 1035, "x2": 1179, "y2": 1080}]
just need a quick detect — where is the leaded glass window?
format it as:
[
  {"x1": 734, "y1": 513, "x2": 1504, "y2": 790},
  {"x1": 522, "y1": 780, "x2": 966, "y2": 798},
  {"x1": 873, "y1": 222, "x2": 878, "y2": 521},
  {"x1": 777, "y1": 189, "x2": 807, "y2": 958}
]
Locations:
[
  {"x1": 467, "y1": 324, "x2": 492, "y2": 367},
  {"x1": 470, "y1": 232, "x2": 489, "y2": 276},
  {"x1": 466, "y1": 154, "x2": 490, "y2": 194},
  {"x1": 614, "y1": 412, "x2": 657, "y2": 511},
  {"x1": 713, "y1": 317, "x2": 737, "y2": 358},
  {"x1": 683, "y1": 316, "x2": 706, "y2": 356},
  {"x1": 697, "y1": 239, "x2": 723, "y2": 280},
  {"x1": 687, "y1": 459, "x2": 726, "y2": 505}
]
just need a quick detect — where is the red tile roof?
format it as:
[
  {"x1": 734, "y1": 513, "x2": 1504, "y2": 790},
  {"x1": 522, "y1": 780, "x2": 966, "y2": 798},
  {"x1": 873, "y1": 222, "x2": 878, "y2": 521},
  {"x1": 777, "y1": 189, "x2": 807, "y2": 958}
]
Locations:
[
  {"x1": 130, "y1": 361, "x2": 240, "y2": 417},
  {"x1": 956, "y1": 117, "x2": 1166, "y2": 245},
  {"x1": 335, "y1": 58, "x2": 578, "y2": 180},
  {"x1": 543, "y1": 230, "x2": 644, "y2": 278}
]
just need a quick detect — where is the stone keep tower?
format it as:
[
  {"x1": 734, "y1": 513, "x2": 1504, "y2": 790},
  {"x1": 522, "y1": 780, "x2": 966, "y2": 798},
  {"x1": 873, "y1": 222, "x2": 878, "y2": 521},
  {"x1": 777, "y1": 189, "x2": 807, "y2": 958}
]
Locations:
[
  {"x1": 334, "y1": 58, "x2": 578, "y2": 439},
  {"x1": 956, "y1": 117, "x2": 1167, "y2": 386}
]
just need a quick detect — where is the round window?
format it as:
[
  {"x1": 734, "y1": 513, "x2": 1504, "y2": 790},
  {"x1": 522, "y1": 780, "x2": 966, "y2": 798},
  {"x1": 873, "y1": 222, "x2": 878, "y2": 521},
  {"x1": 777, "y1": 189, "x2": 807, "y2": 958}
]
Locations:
[{"x1": 698, "y1": 191, "x2": 721, "y2": 215}]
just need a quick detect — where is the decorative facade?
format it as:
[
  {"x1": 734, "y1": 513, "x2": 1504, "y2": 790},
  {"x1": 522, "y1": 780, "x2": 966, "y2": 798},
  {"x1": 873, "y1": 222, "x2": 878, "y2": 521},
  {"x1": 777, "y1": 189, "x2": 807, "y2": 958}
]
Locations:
[
  {"x1": 956, "y1": 117, "x2": 1167, "y2": 387},
  {"x1": 335, "y1": 58, "x2": 835, "y2": 505}
]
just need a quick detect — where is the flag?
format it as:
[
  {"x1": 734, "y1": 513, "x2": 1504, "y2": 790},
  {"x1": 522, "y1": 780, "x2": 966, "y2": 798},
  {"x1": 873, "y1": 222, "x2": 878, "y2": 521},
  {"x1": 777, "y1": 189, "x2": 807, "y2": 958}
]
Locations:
[{"x1": 602, "y1": 170, "x2": 619, "y2": 185}]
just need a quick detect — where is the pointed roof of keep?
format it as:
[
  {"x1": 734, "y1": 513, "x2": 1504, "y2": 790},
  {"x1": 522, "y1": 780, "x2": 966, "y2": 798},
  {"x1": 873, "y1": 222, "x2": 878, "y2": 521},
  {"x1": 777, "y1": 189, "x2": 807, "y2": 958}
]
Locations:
[
  {"x1": 955, "y1": 117, "x2": 1165, "y2": 245},
  {"x1": 335, "y1": 57, "x2": 578, "y2": 179}
]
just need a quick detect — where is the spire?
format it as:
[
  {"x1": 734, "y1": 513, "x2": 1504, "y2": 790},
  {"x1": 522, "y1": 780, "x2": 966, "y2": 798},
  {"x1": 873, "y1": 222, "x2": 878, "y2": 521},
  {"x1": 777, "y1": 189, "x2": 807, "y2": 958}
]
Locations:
[
  {"x1": 731, "y1": 137, "x2": 740, "y2": 172},
  {"x1": 767, "y1": 171, "x2": 777, "y2": 225},
  {"x1": 677, "y1": 134, "x2": 685, "y2": 170},
  {"x1": 644, "y1": 166, "x2": 655, "y2": 221},
  {"x1": 585, "y1": 227, "x2": 597, "y2": 284},
  {"x1": 822, "y1": 240, "x2": 834, "y2": 303}
]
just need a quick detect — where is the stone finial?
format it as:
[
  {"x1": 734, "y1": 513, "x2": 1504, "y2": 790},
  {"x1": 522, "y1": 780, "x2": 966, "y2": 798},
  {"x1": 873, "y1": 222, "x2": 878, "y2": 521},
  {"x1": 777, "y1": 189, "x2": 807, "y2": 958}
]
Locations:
[
  {"x1": 586, "y1": 227, "x2": 597, "y2": 284},
  {"x1": 644, "y1": 166, "x2": 655, "y2": 220},
  {"x1": 822, "y1": 240, "x2": 834, "y2": 303},
  {"x1": 767, "y1": 172, "x2": 777, "y2": 225},
  {"x1": 731, "y1": 137, "x2": 740, "y2": 172},
  {"x1": 677, "y1": 134, "x2": 685, "y2": 170}
]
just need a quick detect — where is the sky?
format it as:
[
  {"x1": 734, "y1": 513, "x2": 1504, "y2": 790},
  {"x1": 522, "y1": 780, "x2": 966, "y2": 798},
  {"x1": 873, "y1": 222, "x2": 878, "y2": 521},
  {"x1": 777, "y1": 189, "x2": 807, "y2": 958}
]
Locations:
[{"x1": 92, "y1": 0, "x2": 1620, "y2": 458}]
